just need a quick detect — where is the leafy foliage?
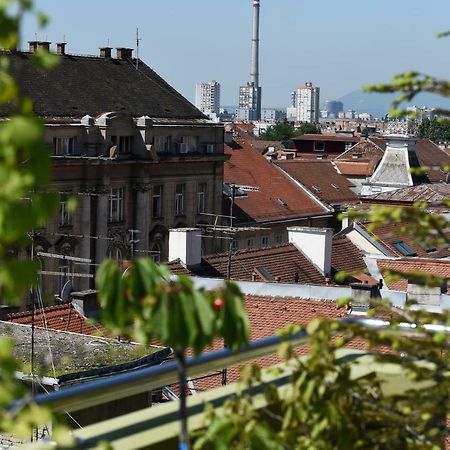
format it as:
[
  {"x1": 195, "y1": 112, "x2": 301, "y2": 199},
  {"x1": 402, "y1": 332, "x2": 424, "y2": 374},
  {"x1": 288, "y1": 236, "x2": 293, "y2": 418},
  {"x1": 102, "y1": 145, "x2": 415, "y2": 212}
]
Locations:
[
  {"x1": 419, "y1": 117, "x2": 450, "y2": 143},
  {"x1": 194, "y1": 306, "x2": 450, "y2": 449},
  {"x1": 96, "y1": 258, "x2": 249, "y2": 354},
  {"x1": 260, "y1": 121, "x2": 320, "y2": 144}
]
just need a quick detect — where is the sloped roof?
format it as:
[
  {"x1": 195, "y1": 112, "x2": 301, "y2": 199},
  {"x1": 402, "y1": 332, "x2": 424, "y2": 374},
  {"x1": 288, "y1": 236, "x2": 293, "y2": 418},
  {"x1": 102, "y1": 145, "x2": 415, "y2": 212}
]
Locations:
[
  {"x1": 0, "y1": 51, "x2": 205, "y2": 119},
  {"x1": 415, "y1": 138, "x2": 450, "y2": 183},
  {"x1": 292, "y1": 134, "x2": 359, "y2": 142},
  {"x1": 377, "y1": 258, "x2": 450, "y2": 293},
  {"x1": 367, "y1": 183, "x2": 450, "y2": 205},
  {"x1": 168, "y1": 243, "x2": 327, "y2": 285},
  {"x1": 359, "y1": 221, "x2": 450, "y2": 259},
  {"x1": 334, "y1": 139, "x2": 384, "y2": 176},
  {"x1": 276, "y1": 159, "x2": 358, "y2": 205},
  {"x1": 8, "y1": 304, "x2": 103, "y2": 335},
  {"x1": 370, "y1": 137, "x2": 450, "y2": 183},
  {"x1": 224, "y1": 140, "x2": 328, "y2": 223},
  {"x1": 331, "y1": 235, "x2": 368, "y2": 275}
]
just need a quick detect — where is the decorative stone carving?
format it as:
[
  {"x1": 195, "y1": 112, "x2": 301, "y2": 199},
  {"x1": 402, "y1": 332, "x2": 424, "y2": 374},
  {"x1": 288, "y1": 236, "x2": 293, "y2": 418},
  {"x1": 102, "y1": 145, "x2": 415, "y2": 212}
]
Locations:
[
  {"x1": 385, "y1": 120, "x2": 417, "y2": 137},
  {"x1": 132, "y1": 182, "x2": 152, "y2": 192},
  {"x1": 94, "y1": 185, "x2": 110, "y2": 195}
]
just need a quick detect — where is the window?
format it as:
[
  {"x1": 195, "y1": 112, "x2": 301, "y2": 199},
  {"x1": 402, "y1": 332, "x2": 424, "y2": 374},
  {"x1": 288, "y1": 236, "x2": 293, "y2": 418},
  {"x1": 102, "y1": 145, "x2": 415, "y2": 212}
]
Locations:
[
  {"x1": 53, "y1": 137, "x2": 75, "y2": 155},
  {"x1": 108, "y1": 246, "x2": 123, "y2": 261},
  {"x1": 197, "y1": 182, "x2": 207, "y2": 214},
  {"x1": 59, "y1": 194, "x2": 71, "y2": 226},
  {"x1": 275, "y1": 233, "x2": 283, "y2": 245},
  {"x1": 246, "y1": 236, "x2": 255, "y2": 249},
  {"x1": 151, "y1": 243, "x2": 161, "y2": 263},
  {"x1": 154, "y1": 135, "x2": 170, "y2": 152},
  {"x1": 313, "y1": 141, "x2": 325, "y2": 152},
  {"x1": 180, "y1": 136, "x2": 198, "y2": 153},
  {"x1": 109, "y1": 188, "x2": 124, "y2": 222},
  {"x1": 231, "y1": 239, "x2": 240, "y2": 252},
  {"x1": 261, "y1": 235, "x2": 270, "y2": 247},
  {"x1": 111, "y1": 136, "x2": 133, "y2": 154},
  {"x1": 152, "y1": 185, "x2": 163, "y2": 218},
  {"x1": 392, "y1": 241, "x2": 417, "y2": 257},
  {"x1": 175, "y1": 184, "x2": 185, "y2": 216}
]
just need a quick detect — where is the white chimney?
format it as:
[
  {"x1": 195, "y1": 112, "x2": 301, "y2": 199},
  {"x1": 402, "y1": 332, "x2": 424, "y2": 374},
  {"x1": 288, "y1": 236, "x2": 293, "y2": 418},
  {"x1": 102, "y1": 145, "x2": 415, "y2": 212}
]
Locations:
[
  {"x1": 288, "y1": 226, "x2": 333, "y2": 276},
  {"x1": 168, "y1": 228, "x2": 202, "y2": 267}
]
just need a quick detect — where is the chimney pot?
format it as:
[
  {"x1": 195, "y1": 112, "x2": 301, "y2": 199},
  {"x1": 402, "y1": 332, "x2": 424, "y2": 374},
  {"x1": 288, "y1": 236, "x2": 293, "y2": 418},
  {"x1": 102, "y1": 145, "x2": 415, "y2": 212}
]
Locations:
[
  {"x1": 99, "y1": 47, "x2": 112, "y2": 58},
  {"x1": 56, "y1": 42, "x2": 66, "y2": 55},
  {"x1": 116, "y1": 47, "x2": 133, "y2": 60},
  {"x1": 28, "y1": 40, "x2": 38, "y2": 53},
  {"x1": 37, "y1": 41, "x2": 51, "y2": 52}
]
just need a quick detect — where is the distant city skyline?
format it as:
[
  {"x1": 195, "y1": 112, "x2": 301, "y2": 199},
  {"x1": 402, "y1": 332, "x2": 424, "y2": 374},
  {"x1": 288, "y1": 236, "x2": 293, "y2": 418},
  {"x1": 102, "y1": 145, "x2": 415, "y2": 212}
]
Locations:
[{"x1": 23, "y1": 0, "x2": 450, "y2": 109}]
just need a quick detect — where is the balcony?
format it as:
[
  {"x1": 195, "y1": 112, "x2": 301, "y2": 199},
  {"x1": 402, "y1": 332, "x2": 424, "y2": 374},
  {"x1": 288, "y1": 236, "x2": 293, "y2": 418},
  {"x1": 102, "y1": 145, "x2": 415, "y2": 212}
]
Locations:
[{"x1": 19, "y1": 317, "x2": 449, "y2": 450}]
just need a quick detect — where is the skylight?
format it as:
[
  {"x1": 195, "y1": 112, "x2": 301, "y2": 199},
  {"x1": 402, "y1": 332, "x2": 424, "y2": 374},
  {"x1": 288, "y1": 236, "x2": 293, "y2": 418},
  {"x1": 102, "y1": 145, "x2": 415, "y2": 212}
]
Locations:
[{"x1": 392, "y1": 241, "x2": 417, "y2": 257}]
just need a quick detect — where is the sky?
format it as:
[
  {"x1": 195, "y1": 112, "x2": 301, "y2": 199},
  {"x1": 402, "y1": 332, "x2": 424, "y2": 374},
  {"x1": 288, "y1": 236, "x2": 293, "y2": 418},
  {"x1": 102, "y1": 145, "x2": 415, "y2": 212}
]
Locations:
[{"x1": 22, "y1": 0, "x2": 450, "y2": 109}]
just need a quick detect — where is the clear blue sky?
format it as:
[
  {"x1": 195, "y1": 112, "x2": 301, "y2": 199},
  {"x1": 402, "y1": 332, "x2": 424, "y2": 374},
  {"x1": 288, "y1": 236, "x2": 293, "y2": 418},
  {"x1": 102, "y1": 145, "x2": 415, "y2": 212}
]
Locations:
[{"x1": 22, "y1": 0, "x2": 450, "y2": 108}]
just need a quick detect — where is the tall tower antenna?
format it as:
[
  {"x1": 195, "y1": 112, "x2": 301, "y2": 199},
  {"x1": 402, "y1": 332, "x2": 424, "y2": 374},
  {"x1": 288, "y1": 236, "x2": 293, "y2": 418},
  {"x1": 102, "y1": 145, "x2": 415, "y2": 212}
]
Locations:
[
  {"x1": 136, "y1": 28, "x2": 141, "y2": 70},
  {"x1": 250, "y1": 0, "x2": 260, "y2": 88}
]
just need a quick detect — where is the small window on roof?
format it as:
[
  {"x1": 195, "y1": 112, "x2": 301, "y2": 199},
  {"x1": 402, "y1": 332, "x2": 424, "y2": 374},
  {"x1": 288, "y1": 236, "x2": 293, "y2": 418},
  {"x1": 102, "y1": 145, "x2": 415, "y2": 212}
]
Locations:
[
  {"x1": 311, "y1": 185, "x2": 321, "y2": 192},
  {"x1": 331, "y1": 183, "x2": 340, "y2": 190},
  {"x1": 392, "y1": 241, "x2": 417, "y2": 257}
]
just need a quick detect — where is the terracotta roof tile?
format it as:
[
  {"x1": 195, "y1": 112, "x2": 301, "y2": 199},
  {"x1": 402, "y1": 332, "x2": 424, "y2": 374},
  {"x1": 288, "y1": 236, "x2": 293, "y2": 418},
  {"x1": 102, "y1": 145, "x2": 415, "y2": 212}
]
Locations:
[
  {"x1": 224, "y1": 141, "x2": 328, "y2": 223},
  {"x1": 276, "y1": 160, "x2": 358, "y2": 204},
  {"x1": 293, "y1": 134, "x2": 359, "y2": 142},
  {"x1": 8, "y1": 304, "x2": 104, "y2": 335},
  {"x1": 377, "y1": 258, "x2": 450, "y2": 292},
  {"x1": 168, "y1": 243, "x2": 327, "y2": 285},
  {"x1": 359, "y1": 221, "x2": 450, "y2": 259},
  {"x1": 332, "y1": 236, "x2": 367, "y2": 275}
]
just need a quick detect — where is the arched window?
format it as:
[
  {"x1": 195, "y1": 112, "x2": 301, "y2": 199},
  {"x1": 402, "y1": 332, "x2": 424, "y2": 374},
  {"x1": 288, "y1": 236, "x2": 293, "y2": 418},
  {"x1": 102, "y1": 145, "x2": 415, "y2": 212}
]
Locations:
[
  {"x1": 108, "y1": 245, "x2": 123, "y2": 261},
  {"x1": 151, "y1": 243, "x2": 161, "y2": 263}
]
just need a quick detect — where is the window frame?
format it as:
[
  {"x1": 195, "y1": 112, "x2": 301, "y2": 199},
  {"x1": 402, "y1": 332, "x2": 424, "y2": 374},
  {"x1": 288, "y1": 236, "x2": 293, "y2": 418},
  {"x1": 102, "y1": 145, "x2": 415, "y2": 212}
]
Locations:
[{"x1": 109, "y1": 187, "x2": 125, "y2": 223}]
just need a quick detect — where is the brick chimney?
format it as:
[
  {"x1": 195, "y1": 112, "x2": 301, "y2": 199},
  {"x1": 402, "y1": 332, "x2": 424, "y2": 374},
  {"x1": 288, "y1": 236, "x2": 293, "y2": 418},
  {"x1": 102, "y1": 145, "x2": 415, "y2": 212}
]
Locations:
[
  {"x1": 168, "y1": 228, "x2": 202, "y2": 268},
  {"x1": 56, "y1": 42, "x2": 66, "y2": 55},
  {"x1": 37, "y1": 41, "x2": 51, "y2": 51},
  {"x1": 99, "y1": 47, "x2": 112, "y2": 58},
  {"x1": 116, "y1": 47, "x2": 133, "y2": 60},
  {"x1": 28, "y1": 41, "x2": 38, "y2": 53},
  {"x1": 288, "y1": 226, "x2": 333, "y2": 276}
]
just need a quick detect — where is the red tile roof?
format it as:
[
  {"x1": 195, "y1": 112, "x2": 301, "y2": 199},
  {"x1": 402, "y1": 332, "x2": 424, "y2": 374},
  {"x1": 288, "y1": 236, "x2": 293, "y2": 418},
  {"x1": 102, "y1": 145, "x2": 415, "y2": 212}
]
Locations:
[
  {"x1": 224, "y1": 140, "x2": 328, "y2": 223},
  {"x1": 334, "y1": 139, "x2": 384, "y2": 176},
  {"x1": 359, "y1": 221, "x2": 450, "y2": 259},
  {"x1": 8, "y1": 304, "x2": 103, "y2": 335},
  {"x1": 377, "y1": 258, "x2": 450, "y2": 292},
  {"x1": 276, "y1": 160, "x2": 358, "y2": 204},
  {"x1": 331, "y1": 236, "x2": 368, "y2": 276},
  {"x1": 192, "y1": 294, "x2": 377, "y2": 392},
  {"x1": 168, "y1": 243, "x2": 327, "y2": 285},
  {"x1": 334, "y1": 160, "x2": 374, "y2": 176},
  {"x1": 293, "y1": 134, "x2": 359, "y2": 142},
  {"x1": 415, "y1": 138, "x2": 450, "y2": 183}
]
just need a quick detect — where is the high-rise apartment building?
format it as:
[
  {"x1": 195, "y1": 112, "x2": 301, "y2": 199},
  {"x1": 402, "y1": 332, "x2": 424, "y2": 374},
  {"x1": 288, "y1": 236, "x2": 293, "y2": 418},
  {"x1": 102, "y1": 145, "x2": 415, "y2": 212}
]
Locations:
[
  {"x1": 296, "y1": 82, "x2": 320, "y2": 123},
  {"x1": 195, "y1": 81, "x2": 220, "y2": 118},
  {"x1": 237, "y1": 83, "x2": 261, "y2": 121}
]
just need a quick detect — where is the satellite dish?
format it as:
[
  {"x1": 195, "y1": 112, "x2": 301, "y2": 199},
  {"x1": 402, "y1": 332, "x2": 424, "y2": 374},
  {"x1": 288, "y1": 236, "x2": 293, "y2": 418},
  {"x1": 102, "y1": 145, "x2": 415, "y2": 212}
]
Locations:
[{"x1": 59, "y1": 280, "x2": 73, "y2": 303}]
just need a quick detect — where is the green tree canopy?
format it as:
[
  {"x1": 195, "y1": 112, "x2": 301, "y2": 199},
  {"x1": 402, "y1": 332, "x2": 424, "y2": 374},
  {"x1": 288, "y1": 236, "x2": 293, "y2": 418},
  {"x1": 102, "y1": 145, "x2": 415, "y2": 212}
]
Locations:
[
  {"x1": 418, "y1": 117, "x2": 450, "y2": 143},
  {"x1": 260, "y1": 121, "x2": 320, "y2": 141}
]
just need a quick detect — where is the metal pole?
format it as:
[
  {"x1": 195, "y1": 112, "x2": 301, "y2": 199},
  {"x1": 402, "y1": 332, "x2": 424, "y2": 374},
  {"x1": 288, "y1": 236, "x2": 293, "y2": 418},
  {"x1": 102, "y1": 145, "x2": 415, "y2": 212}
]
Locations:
[{"x1": 175, "y1": 346, "x2": 189, "y2": 450}]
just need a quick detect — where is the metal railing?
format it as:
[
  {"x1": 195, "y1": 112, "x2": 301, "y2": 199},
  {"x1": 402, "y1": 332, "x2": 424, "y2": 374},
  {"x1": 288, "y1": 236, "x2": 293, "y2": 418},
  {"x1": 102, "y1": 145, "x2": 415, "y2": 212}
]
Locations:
[{"x1": 11, "y1": 317, "x2": 450, "y2": 415}]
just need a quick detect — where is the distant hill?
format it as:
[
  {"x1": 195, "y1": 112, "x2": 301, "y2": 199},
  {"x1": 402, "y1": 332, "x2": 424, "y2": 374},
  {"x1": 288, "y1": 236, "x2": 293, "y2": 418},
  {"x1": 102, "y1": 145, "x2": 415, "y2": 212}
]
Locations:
[{"x1": 336, "y1": 90, "x2": 450, "y2": 119}]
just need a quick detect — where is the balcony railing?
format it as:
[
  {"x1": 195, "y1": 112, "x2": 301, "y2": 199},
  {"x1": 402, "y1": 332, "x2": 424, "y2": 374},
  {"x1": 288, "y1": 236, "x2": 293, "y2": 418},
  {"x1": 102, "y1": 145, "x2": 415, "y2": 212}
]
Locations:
[{"x1": 17, "y1": 317, "x2": 450, "y2": 450}]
